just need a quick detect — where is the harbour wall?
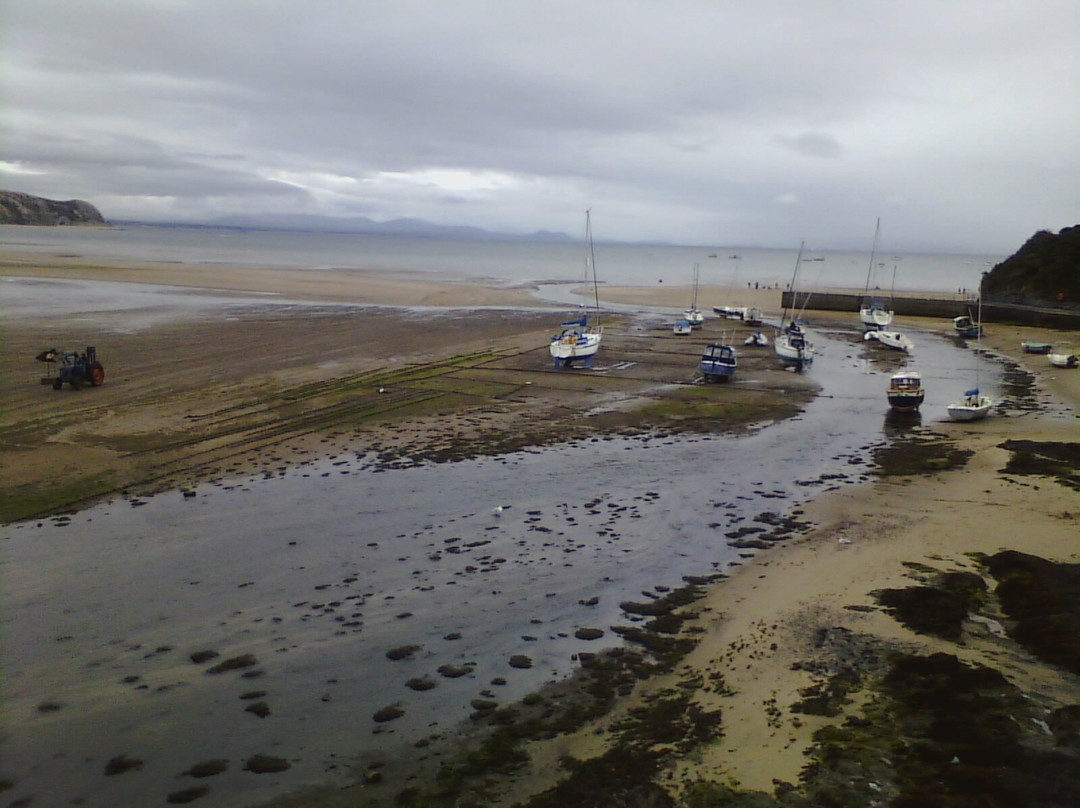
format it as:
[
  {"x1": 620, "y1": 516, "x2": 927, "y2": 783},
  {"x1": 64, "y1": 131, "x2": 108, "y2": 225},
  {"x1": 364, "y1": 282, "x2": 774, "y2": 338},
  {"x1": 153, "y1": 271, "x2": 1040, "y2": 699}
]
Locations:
[{"x1": 781, "y1": 291, "x2": 1080, "y2": 329}]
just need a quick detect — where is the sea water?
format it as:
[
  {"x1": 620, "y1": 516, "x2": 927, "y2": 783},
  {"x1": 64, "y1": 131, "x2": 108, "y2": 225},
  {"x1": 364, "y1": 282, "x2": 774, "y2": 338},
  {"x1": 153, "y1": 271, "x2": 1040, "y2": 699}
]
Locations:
[{"x1": 1, "y1": 223, "x2": 1002, "y2": 294}]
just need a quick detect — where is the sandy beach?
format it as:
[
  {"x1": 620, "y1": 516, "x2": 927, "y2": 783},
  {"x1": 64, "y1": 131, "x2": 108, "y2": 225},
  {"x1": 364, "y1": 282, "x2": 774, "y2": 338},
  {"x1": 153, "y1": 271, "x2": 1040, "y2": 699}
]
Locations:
[{"x1": 2, "y1": 251, "x2": 1078, "y2": 807}]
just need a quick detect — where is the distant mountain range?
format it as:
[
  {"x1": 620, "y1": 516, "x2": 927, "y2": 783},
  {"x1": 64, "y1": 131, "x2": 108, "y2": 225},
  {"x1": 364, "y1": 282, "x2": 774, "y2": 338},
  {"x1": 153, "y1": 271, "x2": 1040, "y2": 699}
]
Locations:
[{"x1": 113, "y1": 213, "x2": 576, "y2": 243}]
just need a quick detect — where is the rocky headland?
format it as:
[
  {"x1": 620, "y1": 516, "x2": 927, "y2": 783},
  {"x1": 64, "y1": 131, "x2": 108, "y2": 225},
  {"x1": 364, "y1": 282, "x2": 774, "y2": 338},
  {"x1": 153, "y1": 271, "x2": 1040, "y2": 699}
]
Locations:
[{"x1": 0, "y1": 189, "x2": 106, "y2": 225}]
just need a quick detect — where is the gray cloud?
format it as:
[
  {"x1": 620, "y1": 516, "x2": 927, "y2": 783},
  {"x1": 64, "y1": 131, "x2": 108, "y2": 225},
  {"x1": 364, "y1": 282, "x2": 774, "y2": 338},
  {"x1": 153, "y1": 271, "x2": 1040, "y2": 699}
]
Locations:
[{"x1": 3, "y1": 0, "x2": 1077, "y2": 252}]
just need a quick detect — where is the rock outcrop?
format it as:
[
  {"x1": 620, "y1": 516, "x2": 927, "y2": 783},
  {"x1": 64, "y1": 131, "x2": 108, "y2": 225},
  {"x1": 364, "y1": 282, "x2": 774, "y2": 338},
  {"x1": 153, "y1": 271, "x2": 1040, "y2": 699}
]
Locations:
[
  {"x1": 984, "y1": 225, "x2": 1080, "y2": 307},
  {"x1": 0, "y1": 190, "x2": 106, "y2": 225}
]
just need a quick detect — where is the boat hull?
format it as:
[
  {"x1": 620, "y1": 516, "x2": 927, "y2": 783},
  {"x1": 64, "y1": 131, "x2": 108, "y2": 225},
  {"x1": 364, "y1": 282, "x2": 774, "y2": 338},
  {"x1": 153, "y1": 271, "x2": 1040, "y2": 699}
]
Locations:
[
  {"x1": 775, "y1": 334, "x2": 814, "y2": 369},
  {"x1": 888, "y1": 393, "x2": 924, "y2": 412},
  {"x1": 860, "y1": 306, "x2": 893, "y2": 329},
  {"x1": 947, "y1": 394, "x2": 993, "y2": 422},
  {"x1": 550, "y1": 331, "x2": 601, "y2": 361},
  {"x1": 700, "y1": 344, "x2": 737, "y2": 381},
  {"x1": 870, "y1": 330, "x2": 914, "y2": 352},
  {"x1": 953, "y1": 315, "x2": 982, "y2": 339},
  {"x1": 887, "y1": 372, "x2": 924, "y2": 412},
  {"x1": 1049, "y1": 353, "x2": 1078, "y2": 369},
  {"x1": 1021, "y1": 341, "x2": 1052, "y2": 354}
]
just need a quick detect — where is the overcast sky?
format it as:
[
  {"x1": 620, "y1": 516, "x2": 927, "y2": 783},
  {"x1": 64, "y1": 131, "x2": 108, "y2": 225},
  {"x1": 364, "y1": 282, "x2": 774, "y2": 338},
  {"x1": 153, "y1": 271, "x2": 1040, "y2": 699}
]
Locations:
[{"x1": 3, "y1": 1, "x2": 1077, "y2": 253}]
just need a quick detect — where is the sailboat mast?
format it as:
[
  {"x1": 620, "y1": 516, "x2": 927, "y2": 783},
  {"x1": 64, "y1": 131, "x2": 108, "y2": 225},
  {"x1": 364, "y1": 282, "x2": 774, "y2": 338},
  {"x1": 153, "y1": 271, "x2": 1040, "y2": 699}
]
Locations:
[
  {"x1": 782, "y1": 241, "x2": 805, "y2": 326},
  {"x1": 585, "y1": 210, "x2": 601, "y2": 320},
  {"x1": 863, "y1": 217, "x2": 881, "y2": 298},
  {"x1": 975, "y1": 272, "x2": 984, "y2": 391}
]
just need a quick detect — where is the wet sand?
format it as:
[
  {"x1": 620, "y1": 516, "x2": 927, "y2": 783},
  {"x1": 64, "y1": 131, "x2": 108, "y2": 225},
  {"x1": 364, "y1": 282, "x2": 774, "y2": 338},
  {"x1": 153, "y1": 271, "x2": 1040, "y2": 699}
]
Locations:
[{"x1": 2, "y1": 251, "x2": 1078, "y2": 807}]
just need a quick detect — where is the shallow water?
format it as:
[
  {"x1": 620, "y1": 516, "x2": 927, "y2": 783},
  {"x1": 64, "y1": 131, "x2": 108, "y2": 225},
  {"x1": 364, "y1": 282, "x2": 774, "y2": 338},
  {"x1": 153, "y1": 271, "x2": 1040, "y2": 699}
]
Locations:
[{"x1": 0, "y1": 323, "x2": 1008, "y2": 808}]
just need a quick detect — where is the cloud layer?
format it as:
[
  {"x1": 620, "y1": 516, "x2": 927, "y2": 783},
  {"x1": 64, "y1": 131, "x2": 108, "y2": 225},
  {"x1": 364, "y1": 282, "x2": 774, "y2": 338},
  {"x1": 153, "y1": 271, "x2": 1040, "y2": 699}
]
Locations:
[{"x1": 3, "y1": 0, "x2": 1077, "y2": 252}]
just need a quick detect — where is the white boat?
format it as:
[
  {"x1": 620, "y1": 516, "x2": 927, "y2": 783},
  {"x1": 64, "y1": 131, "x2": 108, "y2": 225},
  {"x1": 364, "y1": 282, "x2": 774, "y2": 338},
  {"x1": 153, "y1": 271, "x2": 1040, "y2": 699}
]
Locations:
[
  {"x1": 947, "y1": 287, "x2": 993, "y2": 422},
  {"x1": 672, "y1": 319, "x2": 693, "y2": 335},
  {"x1": 744, "y1": 330, "x2": 769, "y2": 347},
  {"x1": 865, "y1": 329, "x2": 914, "y2": 353},
  {"x1": 953, "y1": 313, "x2": 982, "y2": 339},
  {"x1": 947, "y1": 390, "x2": 993, "y2": 422},
  {"x1": 699, "y1": 341, "x2": 737, "y2": 382},
  {"x1": 774, "y1": 242, "x2": 815, "y2": 371},
  {"x1": 684, "y1": 263, "x2": 704, "y2": 328},
  {"x1": 550, "y1": 211, "x2": 602, "y2": 368},
  {"x1": 1048, "y1": 346, "x2": 1078, "y2": 368},
  {"x1": 713, "y1": 305, "x2": 763, "y2": 325},
  {"x1": 887, "y1": 371, "x2": 925, "y2": 412},
  {"x1": 859, "y1": 218, "x2": 894, "y2": 330}
]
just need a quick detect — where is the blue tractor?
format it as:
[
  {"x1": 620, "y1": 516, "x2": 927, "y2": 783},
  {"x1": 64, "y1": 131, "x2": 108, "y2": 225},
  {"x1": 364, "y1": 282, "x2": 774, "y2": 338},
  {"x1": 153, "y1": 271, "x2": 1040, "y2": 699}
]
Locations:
[{"x1": 37, "y1": 346, "x2": 106, "y2": 390}]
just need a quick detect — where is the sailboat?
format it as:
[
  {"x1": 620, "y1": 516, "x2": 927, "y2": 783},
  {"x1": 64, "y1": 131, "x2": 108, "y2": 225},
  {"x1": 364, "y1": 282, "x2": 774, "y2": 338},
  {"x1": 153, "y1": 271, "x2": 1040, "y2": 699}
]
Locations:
[
  {"x1": 774, "y1": 242, "x2": 815, "y2": 371},
  {"x1": 947, "y1": 283, "x2": 993, "y2": 421},
  {"x1": 684, "y1": 263, "x2": 704, "y2": 328},
  {"x1": 859, "y1": 218, "x2": 894, "y2": 330},
  {"x1": 550, "y1": 211, "x2": 603, "y2": 368}
]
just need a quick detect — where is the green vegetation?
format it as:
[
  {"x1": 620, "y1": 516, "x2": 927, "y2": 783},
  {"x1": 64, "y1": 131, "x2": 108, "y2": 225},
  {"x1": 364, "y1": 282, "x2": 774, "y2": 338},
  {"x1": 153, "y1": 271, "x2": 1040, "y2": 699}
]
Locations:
[{"x1": 984, "y1": 224, "x2": 1080, "y2": 306}]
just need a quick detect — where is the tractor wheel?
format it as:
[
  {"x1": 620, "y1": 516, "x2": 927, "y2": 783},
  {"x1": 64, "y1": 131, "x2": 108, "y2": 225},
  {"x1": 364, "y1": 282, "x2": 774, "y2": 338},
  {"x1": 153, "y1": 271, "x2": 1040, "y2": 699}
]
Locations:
[
  {"x1": 53, "y1": 378, "x2": 63, "y2": 390},
  {"x1": 89, "y1": 363, "x2": 105, "y2": 387}
]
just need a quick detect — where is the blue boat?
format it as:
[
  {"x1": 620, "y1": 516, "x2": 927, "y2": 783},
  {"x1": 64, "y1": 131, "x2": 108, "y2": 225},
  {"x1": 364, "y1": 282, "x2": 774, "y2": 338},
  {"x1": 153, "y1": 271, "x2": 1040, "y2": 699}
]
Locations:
[{"x1": 700, "y1": 342, "x2": 737, "y2": 382}]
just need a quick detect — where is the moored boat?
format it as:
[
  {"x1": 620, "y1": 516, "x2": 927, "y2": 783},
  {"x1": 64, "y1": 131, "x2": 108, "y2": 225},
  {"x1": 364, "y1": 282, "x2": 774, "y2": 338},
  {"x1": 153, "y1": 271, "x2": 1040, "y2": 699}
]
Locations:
[
  {"x1": 947, "y1": 389, "x2": 993, "y2": 422},
  {"x1": 684, "y1": 263, "x2": 704, "y2": 328},
  {"x1": 775, "y1": 242, "x2": 815, "y2": 371},
  {"x1": 887, "y1": 371, "x2": 925, "y2": 412},
  {"x1": 1021, "y1": 341, "x2": 1052, "y2": 354},
  {"x1": 865, "y1": 329, "x2": 914, "y2": 353},
  {"x1": 744, "y1": 330, "x2": 769, "y2": 347},
  {"x1": 953, "y1": 314, "x2": 982, "y2": 339},
  {"x1": 672, "y1": 319, "x2": 693, "y2": 335},
  {"x1": 947, "y1": 285, "x2": 993, "y2": 422},
  {"x1": 699, "y1": 342, "x2": 737, "y2": 382},
  {"x1": 859, "y1": 218, "x2": 894, "y2": 330},
  {"x1": 550, "y1": 211, "x2": 603, "y2": 368},
  {"x1": 1048, "y1": 348, "x2": 1078, "y2": 369}
]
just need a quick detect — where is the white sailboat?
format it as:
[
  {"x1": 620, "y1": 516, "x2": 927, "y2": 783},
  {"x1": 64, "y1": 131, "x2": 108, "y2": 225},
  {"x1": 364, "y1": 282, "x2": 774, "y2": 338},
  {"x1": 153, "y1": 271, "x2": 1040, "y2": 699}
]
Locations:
[
  {"x1": 947, "y1": 284, "x2": 993, "y2": 422},
  {"x1": 550, "y1": 211, "x2": 603, "y2": 368},
  {"x1": 684, "y1": 263, "x2": 704, "y2": 328},
  {"x1": 859, "y1": 218, "x2": 894, "y2": 330},
  {"x1": 864, "y1": 329, "x2": 914, "y2": 353},
  {"x1": 775, "y1": 242, "x2": 815, "y2": 371}
]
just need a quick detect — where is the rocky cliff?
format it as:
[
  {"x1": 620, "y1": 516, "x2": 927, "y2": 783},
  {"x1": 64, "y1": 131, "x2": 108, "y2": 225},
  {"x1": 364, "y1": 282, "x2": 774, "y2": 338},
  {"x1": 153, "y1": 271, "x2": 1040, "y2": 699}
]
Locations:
[
  {"x1": 0, "y1": 190, "x2": 107, "y2": 225},
  {"x1": 984, "y1": 225, "x2": 1080, "y2": 307}
]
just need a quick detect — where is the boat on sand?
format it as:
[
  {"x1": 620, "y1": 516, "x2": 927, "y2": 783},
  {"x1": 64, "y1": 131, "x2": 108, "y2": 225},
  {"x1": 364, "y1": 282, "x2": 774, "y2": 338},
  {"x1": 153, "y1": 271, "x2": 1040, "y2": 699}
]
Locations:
[
  {"x1": 550, "y1": 211, "x2": 603, "y2": 368},
  {"x1": 887, "y1": 371, "x2": 924, "y2": 412}
]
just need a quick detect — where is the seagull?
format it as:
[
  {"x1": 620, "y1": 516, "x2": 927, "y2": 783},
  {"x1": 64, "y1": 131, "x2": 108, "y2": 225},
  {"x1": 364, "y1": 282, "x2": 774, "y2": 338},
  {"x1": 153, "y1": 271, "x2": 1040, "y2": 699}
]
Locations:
[
  {"x1": 492, "y1": 506, "x2": 505, "y2": 517},
  {"x1": 837, "y1": 537, "x2": 852, "y2": 545}
]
